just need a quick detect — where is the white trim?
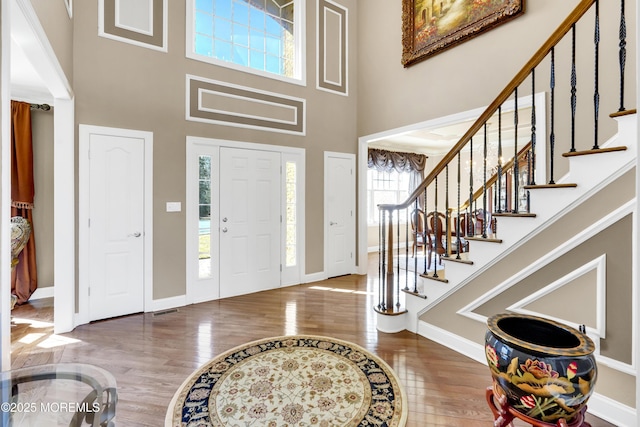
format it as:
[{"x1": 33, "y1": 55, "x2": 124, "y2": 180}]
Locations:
[
  {"x1": 53, "y1": 99, "x2": 75, "y2": 334},
  {"x1": 78, "y1": 125, "x2": 154, "y2": 325},
  {"x1": 64, "y1": 0, "x2": 72, "y2": 18},
  {"x1": 185, "y1": 0, "x2": 306, "y2": 86},
  {"x1": 186, "y1": 75, "x2": 306, "y2": 136},
  {"x1": 324, "y1": 151, "x2": 356, "y2": 278},
  {"x1": 197, "y1": 87, "x2": 300, "y2": 126},
  {"x1": 587, "y1": 392, "x2": 636, "y2": 427},
  {"x1": 185, "y1": 137, "x2": 306, "y2": 304},
  {"x1": 457, "y1": 200, "x2": 635, "y2": 322},
  {"x1": 506, "y1": 255, "x2": 607, "y2": 339},
  {"x1": 30, "y1": 286, "x2": 54, "y2": 300},
  {"x1": 357, "y1": 93, "x2": 546, "y2": 275},
  {"x1": 304, "y1": 271, "x2": 327, "y2": 284},
  {"x1": 1, "y1": 0, "x2": 12, "y2": 371},
  {"x1": 115, "y1": 0, "x2": 154, "y2": 36},
  {"x1": 12, "y1": 0, "x2": 73, "y2": 99},
  {"x1": 150, "y1": 295, "x2": 186, "y2": 313},
  {"x1": 98, "y1": 0, "x2": 168, "y2": 53},
  {"x1": 316, "y1": 0, "x2": 348, "y2": 96},
  {"x1": 417, "y1": 320, "x2": 637, "y2": 427},
  {"x1": 8, "y1": 0, "x2": 75, "y2": 339}
]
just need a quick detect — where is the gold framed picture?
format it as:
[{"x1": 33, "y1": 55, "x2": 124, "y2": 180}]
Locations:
[{"x1": 402, "y1": 0, "x2": 525, "y2": 67}]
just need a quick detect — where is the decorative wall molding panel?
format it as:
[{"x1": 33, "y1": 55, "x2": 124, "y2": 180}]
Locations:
[
  {"x1": 99, "y1": 0, "x2": 167, "y2": 52},
  {"x1": 186, "y1": 75, "x2": 306, "y2": 135},
  {"x1": 317, "y1": 0, "x2": 348, "y2": 95}
]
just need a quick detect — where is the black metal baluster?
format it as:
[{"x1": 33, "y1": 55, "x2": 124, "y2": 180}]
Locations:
[
  {"x1": 513, "y1": 87, "x2": 519, "y2": 214},
  {"x1": 404, "y1": 208, "x2": 409, "y2": 291},
  {"x1": 570, "y1": 24, "x2": 577, "y2": 153},
  {"x1": 618, "y1": 0, "x2": 627, "y2": 111},
  {"x1": 482, "y1": 122, "x2": 488, "y2": 238},
  {"x1": 593, "y1": 0, "x2": 600, "y2": 150},
  {"x1": 456, "y1": 152, "x2": 462, "y2": 260},
  {"x1": 379, "y1": 209, "x2": 385, "y2": 310},
  {"x1": 549, "y1": 47, "x2": 556, "y2": 184},
  {"x1": 413, "y1": 199, "x2": 418, "y2": 292},
  {"x1": 433, "y1": 176, "x2": 439, "y2": 278},
  {"x1": 497, "y1": 107, "x2": 503, "y2": 213},
  {"x1": 396, "y1": 209, "x2": 400, "y2": 291},
  {"x1": 530, "y1": 68, "x2": 536, "y2": 185},
  {"x1": 396, "y1": 211, "x2": 401, "y2": 309},
  {"x1": 423, "y1": 189, "x2": 428, "y2": 275},
  {"x1": 468, "y1": 137, "x2": 474, "y2": 236},
  {"x1": 444, "y1": 165, "x2": 450, "y2": 258}
]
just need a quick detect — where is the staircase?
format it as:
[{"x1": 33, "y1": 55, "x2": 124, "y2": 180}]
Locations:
[{"x1": 375, "y1": 0, "x2": 637, "y2": 425}]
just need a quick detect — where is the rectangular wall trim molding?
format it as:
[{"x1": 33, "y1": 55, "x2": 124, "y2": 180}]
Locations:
[
  {"x1": 99, "y1": 0, "x2": 167, "y2": 52},
  {"x1": 317, "y1": 0, "x2": 348, "y2": 96},
  {"x1": 186, "y1": 75, "x2": 306, "y2": 135}
]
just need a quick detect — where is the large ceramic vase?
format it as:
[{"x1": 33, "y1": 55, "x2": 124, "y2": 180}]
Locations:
[{"x1": 485, "y1": 313, "x2": 597, "y2": 424}]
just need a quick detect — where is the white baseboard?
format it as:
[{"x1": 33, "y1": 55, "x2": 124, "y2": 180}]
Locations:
[
  {"x1": 586, "y1": 393, "x2": 636, "y2": 427},
  {"x1": 30, "y1": 286, "x2": 54, "y2": 300},
  {"x1": 303, "y1": 271, "x2": 327, "y2": 284},
  {"x1": 149, "y1": 295, "x2": 187, "y2": 313},
  {"x1": 417, "y1": 321, "x2": 637, "y2": 427}
]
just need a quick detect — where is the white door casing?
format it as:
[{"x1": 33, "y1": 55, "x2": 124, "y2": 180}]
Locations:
[
  {"x1": 79, "y1": 125, "x2": 153, "y2": 324},
  {"x1": 325, "y1": 152, "x2": 355, "y2": 278},
  {"x1": 219, "y1": 147, "x2": 281, "y2": 298},
  {"x1": 185, "y1": 137, "x2": 305, "y2": 303}
]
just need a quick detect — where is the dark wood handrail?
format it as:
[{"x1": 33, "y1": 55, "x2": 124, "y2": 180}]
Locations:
[{"x1": 379, "y1": 0, "x2": 596, "y2": 212}]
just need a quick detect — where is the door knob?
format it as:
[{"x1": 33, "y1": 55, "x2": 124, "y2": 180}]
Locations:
[
  {"x1": 330, "y1": 221, "x2": 337, "y2": 226},
  {"x1": 128, "y1": 232, "x2": 141, "y2": 237},
  {"x1": 222, "y1": 227, "x2": 228, "y2": 233},
  {"x1": 222, "y1": 217, "x2": 228, "y2": 222}
]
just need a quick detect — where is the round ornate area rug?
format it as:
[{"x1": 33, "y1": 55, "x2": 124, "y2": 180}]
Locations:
[{"x1": 166, "y1": 335, "x2": 407, "y2": 427}]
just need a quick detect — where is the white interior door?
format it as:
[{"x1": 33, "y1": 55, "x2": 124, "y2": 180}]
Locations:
[
  {"x1": 325, "y1": 152, "x2": 355, "y2": 277},
  {"x1": 88, "y1": 133, "x2": 145, "y2": 321},
  {"x1": 219, "y1": 147, "x2": 281, "y2": 298}
]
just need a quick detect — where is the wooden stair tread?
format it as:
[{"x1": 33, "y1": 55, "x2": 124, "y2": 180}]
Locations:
[
  {"x1": 562, "y1": 146, "x2": 627, "y2": 157},
  {"x1": 442, "y1": 256, "x2": 474, "y2": 265},
  {"x1": 609, "y1": 109, "x2": 636, "y2": 118},
  {"x1": 466, "y1": 235, "x2": 503, "y2": 243},
  {"x1": 401, "y1": 288, "x2": 427, "y2": 299},
  {"x1": 492, "y1": 212, "x2": 537, "y2": 217},
  {"x1": 523, "y1": 183, "x2": 577, "y2": 189},
  {"x1": 420, "y1": 273, "x2": 448, "y2": 283}
]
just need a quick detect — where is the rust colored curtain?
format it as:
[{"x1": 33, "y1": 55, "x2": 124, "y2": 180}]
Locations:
[{"x1": 11, "y1": 101, "x2": 37, "y2": 304}]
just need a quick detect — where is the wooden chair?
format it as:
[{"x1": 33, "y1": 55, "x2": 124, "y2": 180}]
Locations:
[
  {"x1": 427, "y1": 211, "x2": 447, "y2": 269},
  {"x1": 410, "y1": 208, "x2": 427, "y2": 257}
]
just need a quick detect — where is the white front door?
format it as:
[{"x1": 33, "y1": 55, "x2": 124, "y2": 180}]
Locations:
[
  {"x1": 88, "y1": 133, "x2": 145, "y2": 321},
  {"x1": 325, "y1": 152, "x2": 356, "y2": 277},
  {"x1": 219, "y1": 148, "x2": 281, "y2": 298}
]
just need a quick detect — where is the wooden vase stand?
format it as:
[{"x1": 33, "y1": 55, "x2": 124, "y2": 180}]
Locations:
[{"x1": 486, "y1": 387, "x2": 592, "y2": 427}]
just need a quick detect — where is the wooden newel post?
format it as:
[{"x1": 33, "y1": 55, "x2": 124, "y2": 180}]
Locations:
[{"x1": 385, "y1": 210, "x2": 395, "y2": 310}]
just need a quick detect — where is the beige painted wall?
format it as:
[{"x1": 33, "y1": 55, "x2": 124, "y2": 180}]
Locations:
[
  {"x1": 420, "y1": 167, "x2": 636, "y2": 406},
  {"x1": 357, "y1": 1, "x2": 636, "y2": 180},
  {"x1": 31, "y1": 109, "x2": 53, "y2": 288},
  {"x1": 71, "y1": 0, "x2": 359, "y2": 298}
]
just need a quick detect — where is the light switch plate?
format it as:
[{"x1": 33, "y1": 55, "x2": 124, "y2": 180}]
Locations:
[{"x1": 166, "y1": 202, "x2": 181, "y2": 212}]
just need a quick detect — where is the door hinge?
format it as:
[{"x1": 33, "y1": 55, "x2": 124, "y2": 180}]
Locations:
[
  {"x1": 88, "y1": 287, "x2": 90, "y2": 296},
  {"x1": 88, "y1": 218, "x2": 90, "y2": 227},
  {"x1": 280, "y1": 264, "x2": 283, "y2": 272}
]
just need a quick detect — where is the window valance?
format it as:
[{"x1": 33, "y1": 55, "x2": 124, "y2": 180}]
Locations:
[{"x1": 367, "y1": 148, "x2": 427, "y2": 173}]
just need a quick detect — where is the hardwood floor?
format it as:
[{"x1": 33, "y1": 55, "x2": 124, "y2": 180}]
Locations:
[{"x1": 11, "y1": 267, "x2": 616, "y2": 426}]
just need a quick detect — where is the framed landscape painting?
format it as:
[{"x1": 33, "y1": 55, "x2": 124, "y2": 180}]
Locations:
[{"x1": 402, "y1": 0, "x2": 525, "y2": 67}]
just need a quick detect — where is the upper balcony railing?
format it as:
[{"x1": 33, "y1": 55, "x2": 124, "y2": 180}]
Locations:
[{"x1": 375, "y1": 0, "x2": 635, "y2": 315}]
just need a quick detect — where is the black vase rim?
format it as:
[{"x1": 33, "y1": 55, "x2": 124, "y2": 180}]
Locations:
[{"x1": 487, "y1": 313, "x2": 595, "y2": 357}]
